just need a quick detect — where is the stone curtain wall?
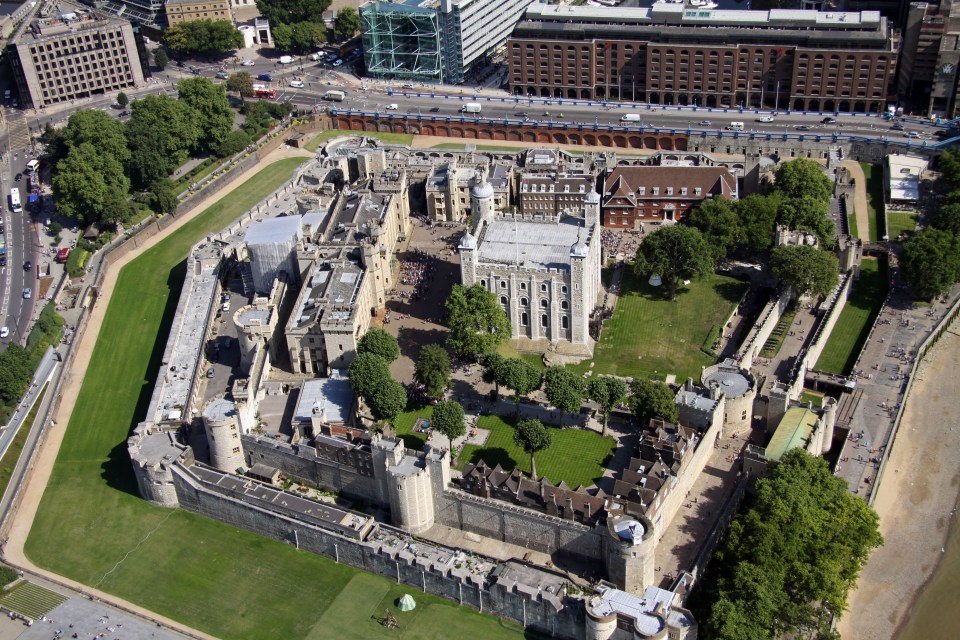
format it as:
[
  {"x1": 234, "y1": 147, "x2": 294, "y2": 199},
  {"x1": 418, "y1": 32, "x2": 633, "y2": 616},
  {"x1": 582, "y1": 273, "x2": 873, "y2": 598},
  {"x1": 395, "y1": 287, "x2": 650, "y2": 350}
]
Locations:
[{"x1": 736, "y1": 288, "x2": 794, "y2": 367}]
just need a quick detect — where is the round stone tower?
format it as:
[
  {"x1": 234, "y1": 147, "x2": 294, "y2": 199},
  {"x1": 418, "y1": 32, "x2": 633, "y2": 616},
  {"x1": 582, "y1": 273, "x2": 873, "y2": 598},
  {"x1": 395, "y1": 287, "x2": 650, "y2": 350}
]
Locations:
[
  {"x1": 821, "y1": 395, "x2": 838, "y2": 454},
  {"x1": 201, "y1": 396, "x2": 245, "y2": 473},
  {"x1": 584, "y1": 595, "x2": 618, "y2": 640},
  {"x1": 470, "y1": 177, "x2": 495, "y2": 229},
  {"x1": 605, "y1": 514, "x2": 656, "y2": 594},
  {"x1": 232, "y1": 303, "x2": 275, "y2": 375},
  {"x1": 702, "y1": 359, "x2": 757, "y2": 435}
]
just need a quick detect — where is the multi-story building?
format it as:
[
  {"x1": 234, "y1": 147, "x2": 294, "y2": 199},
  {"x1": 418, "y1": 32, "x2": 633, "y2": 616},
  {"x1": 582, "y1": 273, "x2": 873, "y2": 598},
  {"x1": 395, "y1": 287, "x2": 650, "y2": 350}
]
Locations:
[
  {"x1": 507, "y1": 3, "x2": 897, "y2": 113},
  {"x1": 165, "y1": 0, "x2": 233, "y2": 25},
  {"x1": 898, "y1": 2, "x2": 945, "y2": 110},
  {"x1": 360, "y1": 0, "x2": 535, "y2": 84},
  {"x1": 517, "y1": 173, "x2": 596, "y2": 217},
  {"x1": 426, "y1": 159, "x2": 510, "y2": 222},
  {"x1": 6, "y1": 0, "x2": 149, "y2": 109},
  {"x1": 601, "y1": 166, "x2": 737, "y2": 229}
]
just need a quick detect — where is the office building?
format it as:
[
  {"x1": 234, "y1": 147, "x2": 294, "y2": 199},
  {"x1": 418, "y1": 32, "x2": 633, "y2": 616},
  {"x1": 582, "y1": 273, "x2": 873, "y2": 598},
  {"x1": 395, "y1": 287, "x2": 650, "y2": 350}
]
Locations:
[
  {"x1": 361, "y1": 0, "x2": 535, "y2": 84},
  {"x1": 507, "y1": 3, "x2": 896, "y2": 113},
  {"x1": 6, "y1": 0, "x2": 148, "y2": 109},
  {"x1": 165, "y1": 0, "x2": 233, "y2": 25}
]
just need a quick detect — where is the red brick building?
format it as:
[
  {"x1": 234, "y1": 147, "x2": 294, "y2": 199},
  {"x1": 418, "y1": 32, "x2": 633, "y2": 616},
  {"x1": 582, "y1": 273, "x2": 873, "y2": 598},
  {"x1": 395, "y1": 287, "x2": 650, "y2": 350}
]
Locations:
[{"x1": 601, "y1": 166, "x2": 737, "y2": 229}]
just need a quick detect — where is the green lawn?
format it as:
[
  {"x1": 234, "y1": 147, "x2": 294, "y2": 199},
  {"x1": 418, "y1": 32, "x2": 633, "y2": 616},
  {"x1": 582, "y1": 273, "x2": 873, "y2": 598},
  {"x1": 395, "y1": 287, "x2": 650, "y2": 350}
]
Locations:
[
  {"x1": 0, "y1": 386, "x2": 46, "y2": 501},
  {"x1": 815, "y1": 257, "x2": 887, "y2": 375},
  {"x1": 573, "y1": 270, "x2": 748, "y2": 381},
  {"x1": 758, "y1": 308, "x2": 797, "y2": 359},
  {"x1": 886, "y1": 211, "x2": 918, "y2": 241},
  {"x1": 847, "y1": 209, "x2": 860, "y2": 239},
  {"x1": 0, "y1": 582, "x2": 66, "y2": 619},
  {"x1": 860, "y1": 162, "x2": 886, "y2": 241},
  {"x1": 396, "y1": 403, "x2": 614, "y2": 487},
  {"x1": 306, "y1": 129, "x2": 414, "y2": 151},
  {"x1": 23, "y1": 158, "x2": 518, "y2": 640}
]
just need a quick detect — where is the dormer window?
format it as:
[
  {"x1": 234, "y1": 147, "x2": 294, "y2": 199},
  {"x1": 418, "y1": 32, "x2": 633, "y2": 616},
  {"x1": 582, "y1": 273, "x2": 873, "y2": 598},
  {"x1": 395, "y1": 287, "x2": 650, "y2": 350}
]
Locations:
[
  {"x1": 680, "y1": 187, "x2": 688, "y2": 195},
  {"x1": 694, "y1": 187, "x2": 702, "y2": 195},
  {"x1": 564, "y1": 184, "x2": 570, "y2": 193},
  {"x1": 638, "y1": 186, "x2": 646, "y2": 195},
  {"x1": 652, "y1": 187, "x2": 660, "y2": 195},
  {"x1": 666, "y1": 187, "x2": 674, "y2": 195}
]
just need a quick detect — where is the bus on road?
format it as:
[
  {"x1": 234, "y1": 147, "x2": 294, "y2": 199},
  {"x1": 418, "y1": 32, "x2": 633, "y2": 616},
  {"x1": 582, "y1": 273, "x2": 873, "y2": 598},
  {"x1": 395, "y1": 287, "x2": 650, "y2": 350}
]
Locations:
[
  {"x1": 9, "y1": 188, "x2": 22, "y2": 214},
  {"x1": 252, "y1": 84, "x2": 276, "y2": 99},
  {"x1": 323, "y1": 90, "x2": 346, "y2": 102}
]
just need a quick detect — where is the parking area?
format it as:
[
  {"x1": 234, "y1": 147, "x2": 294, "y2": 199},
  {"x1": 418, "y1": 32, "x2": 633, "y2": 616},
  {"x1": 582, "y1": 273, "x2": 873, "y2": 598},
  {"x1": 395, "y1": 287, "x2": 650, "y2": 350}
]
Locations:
[{"x1": 200, "y1": 284, "x2": 245, "y2": 404}]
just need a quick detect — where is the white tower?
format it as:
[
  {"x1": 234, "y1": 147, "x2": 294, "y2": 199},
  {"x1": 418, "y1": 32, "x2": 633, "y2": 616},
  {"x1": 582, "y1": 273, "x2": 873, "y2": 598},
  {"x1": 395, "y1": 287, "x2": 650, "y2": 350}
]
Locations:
[
  {"x1": 202, "y1": 396, "x2": 245, "y2": 473},
  {"x1": 470, "y1": 176, "x2": 495, "y2": 230},
  {"x1": 584, "y1": 188, "x2": 601, "y2": 227}
]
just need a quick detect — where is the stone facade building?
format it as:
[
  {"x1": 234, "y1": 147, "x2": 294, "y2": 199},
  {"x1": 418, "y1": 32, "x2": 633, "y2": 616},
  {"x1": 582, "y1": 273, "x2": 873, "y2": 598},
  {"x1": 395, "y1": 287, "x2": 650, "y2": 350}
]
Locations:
[
  {"x1": 601, "y1": 166, "x2": 737, "y2": 229},
  {"x1": 164, "y1": 0, "x2": 233, "y2": 24},
  {"x1": 426, "y1": 159, "x2": 511, "y2": 222}
]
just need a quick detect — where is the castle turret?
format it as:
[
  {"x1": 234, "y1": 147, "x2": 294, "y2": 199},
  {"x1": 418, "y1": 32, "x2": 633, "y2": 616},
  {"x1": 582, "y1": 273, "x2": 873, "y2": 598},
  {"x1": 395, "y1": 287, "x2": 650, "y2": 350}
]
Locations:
[
  {"x1": 470, "y1": 176, "x2": 495, "y2": 229},
  {"x1": 388, "y1": 453, "x2": 436, "y2": 533},
  {"x1": 585, "y1": 596, "x2": 618, "y2": 640},
  {"x1": 821, "y1": 396, "x2": 838, "y2": 454},
  {"x1": 584, "y1": 188, "x2": 601, "y2": 227},
  {"x1": 127, "y1": 422, "x2": 193, "y2": 508},
  {"x1": 202, "y1": 396, "x2": 245, "y2": 473},
  {"x1": 605, "y1": 514, "x2": 656, "y2": 594}
]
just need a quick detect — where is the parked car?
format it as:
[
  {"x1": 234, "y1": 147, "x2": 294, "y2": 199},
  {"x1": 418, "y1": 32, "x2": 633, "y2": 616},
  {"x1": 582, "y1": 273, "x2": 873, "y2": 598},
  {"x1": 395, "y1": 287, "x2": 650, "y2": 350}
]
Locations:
[
  {"x1": 206, "y1": 367, "x2": 216, "y2": 378},
  {"x1": 258, "y1": 73, "x2": 272, "y2": 81},
  {"x1": 224, "y1": 337, "x2": 233, "y2": 349},
  {"x1": 0, "y1": 327, "x2": 8, "y2": 339},
  {"x1": 333, "y1": 59, "x2": 343, "y2": 67},
  {"x1": 222, "y1": 302, "x2": 230, "y2": 312},
  {"x1": 241, "y1": 59, "x2": 255, "y2": 66}
]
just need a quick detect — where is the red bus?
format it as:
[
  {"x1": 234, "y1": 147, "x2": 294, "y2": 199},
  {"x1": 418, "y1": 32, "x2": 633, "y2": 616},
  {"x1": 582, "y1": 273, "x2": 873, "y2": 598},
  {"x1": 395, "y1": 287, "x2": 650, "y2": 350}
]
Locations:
[{"x1": 252, "y1": 83, "x2": 276, "y2": 99}]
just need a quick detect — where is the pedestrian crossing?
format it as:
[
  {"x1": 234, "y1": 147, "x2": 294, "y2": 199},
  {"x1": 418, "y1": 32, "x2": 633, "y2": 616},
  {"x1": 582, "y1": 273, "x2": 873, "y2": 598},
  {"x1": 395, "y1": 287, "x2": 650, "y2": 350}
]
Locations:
[{"x1": 6, "y1": 111, "x2": 31, "y2": 153}]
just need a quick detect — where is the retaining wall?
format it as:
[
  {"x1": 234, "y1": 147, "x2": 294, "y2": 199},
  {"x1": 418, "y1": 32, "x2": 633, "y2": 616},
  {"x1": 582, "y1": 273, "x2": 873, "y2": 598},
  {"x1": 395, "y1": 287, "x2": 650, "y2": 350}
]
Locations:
[{"x1": 736, "y1": 288, "x2": 793, "y2": 367}]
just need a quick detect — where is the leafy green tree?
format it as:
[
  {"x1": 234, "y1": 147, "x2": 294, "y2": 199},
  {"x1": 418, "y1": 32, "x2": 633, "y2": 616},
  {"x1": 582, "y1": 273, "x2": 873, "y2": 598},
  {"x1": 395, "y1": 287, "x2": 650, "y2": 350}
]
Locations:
[
  {"x1": 414, "y1": 344, "x2": 451, "y2": 399},
  {"x1": 776, "y1": 196, "x2": 835, "y2": 247},
  {"x1": 634, "y1": 225, "x2": 714, "y2": 300},
  {"x1": 63, "y1": 109, "x2": 130, "y2": 165},
  {"x1": 500, "y1": 358, "x2": 542, "y2": 417},
  {"x1": 163, "y1": 20, "x2": 244, "y2": 57},
  {"x1": 125, "y1": 94, "x2": 201, "y2": 188},
  {"x1": 630, "y1": 379, "x2": 679, "y2": 428},
  {"x1": 445, "y1": 283, "x2": 511, "y2": 359},
  {"x1": 901, "y1": 228, "x2": 960, "y2": 300},
  {"x1": 513, "y1": 419, "x2": 553, "y2": 481},
  {"x1": 153, "y1": 48, "x2": 169, "y2": 70},
  {"x1": 937, "y1": 149, "x2": 960, "y2": 191},
  {"x1": 176, "y1": 77, "x2": 235, "y2": 154},
  {"x1": 734, "y1": 193, "x2": 780, "y2": 253},
  {"x1": 770, "y1": 245, "x2": 839, "y2": 298},
  {"x1": 116, "y1": 91, "x2": 129, "y2": 107},
  {"x1": 150, "y1": 178, "x2": 179, "y2": 214},
  {"x1": 481, "y1": 352, "x2": 507, "y2": 395},
  {"x1": 0, "y1": 344, "x2": 35, "y2": 405},
  {"x1": 688, "y1": 197, "x2": 741, "y2": 261},
  {"x1": 290, "y1": 21, "x2": 327, "y2": 53},
  {"x1": 357, "y1": 327, "x2": 400, "y2": 363},
  {"x1": 932, "y1": 201, "x2": 960, "y2": 236},
  {"x1": 226, "y1": 72, "x2": 255, "y2": 100},
  {"x1": 335, "y1": 8, "x2": 360, "y2": 41},
  {"x1": 254, "y1": 0, "x2": 332, "y2": 25},
  {"x1": 588, "y1": 375, "x2": 627, "y2": 436},
  {"x1": 543, "y1": 365, "x2": 585, "y2": 425},
  {"x1": 348, "y1": 352, "x2": 390, "y2": 401},
  {"x1": 216, "y1": 130, "x2": 251, "y2": 158},
  {"x1": 368, "y1": 379, "x2": 407, "y2": 423},
  {"x1": 691, "y1": 449, "x2": 882, "y2": 640},
  {"x1": 52, "y1": 142, "x2": 131, "y2": 226},
  {"x1": 774, "y1": 158, "x2": 833, "y2": 204},
  {"x1": 271, "y1": 23, "x2": 294, "y2": 54},
  {"x1": 432, "y1": 399, "x2": 465, "y2": 451}
]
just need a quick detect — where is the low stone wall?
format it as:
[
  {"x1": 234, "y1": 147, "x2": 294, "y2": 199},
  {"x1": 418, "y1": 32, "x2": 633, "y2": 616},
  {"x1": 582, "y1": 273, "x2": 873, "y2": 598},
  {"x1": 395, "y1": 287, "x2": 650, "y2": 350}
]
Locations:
[{"x1": 735, "y1": 288, "x2": 793, "y2": 367}]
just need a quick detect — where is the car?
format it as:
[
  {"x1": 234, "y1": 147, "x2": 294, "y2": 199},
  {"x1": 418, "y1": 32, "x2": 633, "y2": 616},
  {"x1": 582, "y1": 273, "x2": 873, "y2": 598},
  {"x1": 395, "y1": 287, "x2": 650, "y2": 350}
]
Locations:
[
  {"x1": 333, "y1": 59, "x2": 343, "y2": 67},
  {"x1": 241, "y1": 59, "x2": 255, "y2": 66},
  {"x1": 515, "y1": 111, "x2": 529, "y2": 118},
  {"x1": 258, "y1": 73, "x2": 272, "y2": 81},
  {"x1": 206, "y1": 367, "x2": 216, "y2": 378},
  {"x1": 892, "y1": 122, "x2": 905, "y2": 131},
  {"x1": 23, "y1": 261, "x2": 32, "y2": 271},
  {"x1": 22, "y1": 288, "x2": 31, "y2": 299},
  {"x1": 176, "y1": 60, "x2": 186, "y2": 68},
  {"x1": 215, "y1": 71, "x2": 230, "y2": 79},
  {"x1": 401, "y1": 83, "x2": 414, "y2": 89},
  {"x1": 222, "y1": 302, "x2": 230, "y2": 312},
  {"x1": 821, "y1": 117, "x2": 837, "y2": 124},
  {"x1": 0, "y1": 327, "x2": 8, "y2": 339},
  {"x1": 757, "y1": 116, "x2": 775, "y2": 123},
  {"x1": 796, "y1": 124, "x2": 814, "y2": 130},
  {"x1": 0, "y1": 223, "x2": 4, "y2": 234},
  {"x1": 429, "y1": 107, "x2": 441, "y2": 113},
  {"x1": 15, "y1": 173, "x2": 21, "y2": 181},
  {"x1": 385, "y1": 103, "x2": 399, "y2": 110},
  {"x1": 290, "y1": 80, "x2": 305, "y2": 88},
  {"x1": 906, "y1": 131, "x2": 921, "y2": 138},
  {"x1": 697, "y1": 120, "x2": 711, "y2": 126},
  {"x1": 119, "y1": 110, "x2": 129, "y2": 117}
]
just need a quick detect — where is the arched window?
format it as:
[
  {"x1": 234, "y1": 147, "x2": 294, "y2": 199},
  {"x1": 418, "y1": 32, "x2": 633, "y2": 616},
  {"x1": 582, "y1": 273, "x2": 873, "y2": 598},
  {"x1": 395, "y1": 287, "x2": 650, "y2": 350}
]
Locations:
[
  {"x1": 520, "y1": 297, "x2": 528, "y2": 307},
  {"x1": 540, "y1": 283, "x2": 548, "y2": 292},
  {"x1": 480, "y1": 279, "x2": 487, "y2": 287},
  {"x1": 540, "y1": 299, "x2": 549, "y2": 308},
  {"x1": 500, "y1": 281, "x2": 507, "y2": 288},
  {"x1": 561, "y1": 285, "x2": 568, "y2": 294},
  {"x1": 500, "y1": 295, "x2": 508, "y2": 305},
  {"x1": 561, "y1": 300, "x2": 569, "y2": 310}
]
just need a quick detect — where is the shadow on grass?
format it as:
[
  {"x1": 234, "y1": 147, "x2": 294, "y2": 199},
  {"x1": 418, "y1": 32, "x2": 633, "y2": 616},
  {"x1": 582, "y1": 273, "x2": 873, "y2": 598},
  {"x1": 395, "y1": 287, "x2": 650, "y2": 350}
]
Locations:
[
  {"x1": 100, "y1": 259, "x2": 187, "y2": 495},
  {"x1": 714, "y1": 280, "x2": 749, "y2": 303},
  {"x1": 461, "y1": 446, "x2": 512, "y2": 470}
]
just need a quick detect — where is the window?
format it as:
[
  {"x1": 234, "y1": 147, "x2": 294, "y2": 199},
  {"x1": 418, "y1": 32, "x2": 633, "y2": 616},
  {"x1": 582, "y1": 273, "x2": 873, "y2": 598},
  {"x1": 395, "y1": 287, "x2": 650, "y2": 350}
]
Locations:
[
  {"x1": 561, "y1": 285, "x2": 568, "y2": 294},
  {"x1": 480, "y1": 279, "x2": 487, "y2": 287},
  {"x1": 521, "y1": 312, "x2": 528, "y2": 326},
  {"x1": 540, "y1": 299, "x2": 549, "y2": 308},
  {"x1": 500, "y1": 281, "x2": 507, "y2": 289},
  {"x1": 541, "y1": 283, "x2": 548, "y2": 292},
  {"x1": 500, "y1": 295, "x2": 508, "y2": 305},
  {"x1": 561, "y1": 316, "x2": 569, "y2": 329},
  {"x1": 561, "y1": 300, "x2": 569, "y2": 310},
  {"x1": 541, "y1": 314, "x2": 549, "y2": 327},
  {"x1": 520, "y1": 297, "x2": 528, "y2": 306}
]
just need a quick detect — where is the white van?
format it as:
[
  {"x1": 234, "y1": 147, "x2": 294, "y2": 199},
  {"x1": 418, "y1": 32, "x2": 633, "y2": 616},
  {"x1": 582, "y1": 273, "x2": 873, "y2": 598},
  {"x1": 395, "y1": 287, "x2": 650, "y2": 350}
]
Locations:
[
  {"x1": 309, "y1": 52, "x2": 323, "y2": 61},
  {"x1": 620, "y1": 113, "x2": 642, "y2": 122},
  {"x1": 460, "y1": 102, "x2": 482, "y2": 113},
  {"x1": 757, "y1": 115, "x2": 775, "y2": 123},
  {"x1": 385, "y1": 103, "x2": 399, "y2": 110},
  {"x1": 279, "y1": 55, "x2": 294, "y2": 64},
  {"x1": 290, "y1": 80, "x2": 305, "y2": 88}
]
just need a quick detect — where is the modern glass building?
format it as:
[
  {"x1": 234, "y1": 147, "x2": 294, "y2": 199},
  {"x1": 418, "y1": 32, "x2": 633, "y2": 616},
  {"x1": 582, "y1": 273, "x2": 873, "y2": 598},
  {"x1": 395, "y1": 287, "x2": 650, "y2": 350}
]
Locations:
[{"x1": 361, "y1": 0, "x2": 534, "y2": 84}]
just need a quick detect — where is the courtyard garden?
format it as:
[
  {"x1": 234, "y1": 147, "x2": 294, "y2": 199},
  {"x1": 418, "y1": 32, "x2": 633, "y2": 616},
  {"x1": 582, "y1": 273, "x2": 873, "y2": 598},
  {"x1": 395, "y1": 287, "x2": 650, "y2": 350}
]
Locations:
[
  {"x1": 23, "y1": 158, "x2": 523, "y2": 640},
  {"x1": 572, "y1": 270, "x2": 749, "y2": 381}
]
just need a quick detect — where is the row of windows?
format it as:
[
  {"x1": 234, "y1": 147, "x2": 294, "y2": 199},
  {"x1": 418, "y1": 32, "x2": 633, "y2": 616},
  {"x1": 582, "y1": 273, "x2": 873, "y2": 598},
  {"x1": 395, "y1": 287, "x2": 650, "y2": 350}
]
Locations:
[
  {"x1": 518, "y1": 312, "x2": 568, "y2": 329},
  {"x1": 482, "y1": 278, "x2": 569, "y2": 294},
  {"x1": 500, "y1": 295, "x2": 571, "y2": 311}
]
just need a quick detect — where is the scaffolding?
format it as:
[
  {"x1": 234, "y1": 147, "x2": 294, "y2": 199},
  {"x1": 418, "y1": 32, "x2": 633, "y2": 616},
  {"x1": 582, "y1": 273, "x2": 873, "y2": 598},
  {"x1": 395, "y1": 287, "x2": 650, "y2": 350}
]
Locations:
[{"x1": 361, "y1": 0, "x2": 444, "y2": 83}]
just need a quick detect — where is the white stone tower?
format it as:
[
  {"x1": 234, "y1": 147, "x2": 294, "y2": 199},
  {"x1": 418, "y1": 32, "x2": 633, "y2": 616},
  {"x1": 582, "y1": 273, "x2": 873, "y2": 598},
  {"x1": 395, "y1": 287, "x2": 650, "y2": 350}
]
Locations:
[
  {"x1": 201, "y1": 396, "x2": 245, "y2": 473},
  {"x1": 458, "y1": 230, "x2": 478, "y2": 286},
  {"x1": 570, "y1": 241, "x2": 590, "y2": 344},
  {"x1": 821, "y1": 396, "x2": 838, "y2": 454},
  {"x1": 584, "y1": 188, "x2": 601, "y2": 227},
  {"x1": 470, "y1": 174, "x2": 495, "y2": 230},
  {"x1": 387, "y1": 454, "x2": 436, "y2": 533},
  {"x1": 605, "y1": 515, "x2": 656, "y2": 594}
]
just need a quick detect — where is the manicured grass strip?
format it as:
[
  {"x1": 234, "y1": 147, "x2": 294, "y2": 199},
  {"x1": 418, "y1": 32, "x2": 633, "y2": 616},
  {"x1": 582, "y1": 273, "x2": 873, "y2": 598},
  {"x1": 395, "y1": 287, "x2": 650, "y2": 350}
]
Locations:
[
  {"x1": 847, "y1": 209, "x2": 860, "y2": 239},
  {"x1": 815, "y1": 257, "x2": 887, "y2": 375},
  {"x1": 759, "y1": 309, "x2": 797, "y2": 359},
  {"x1": 24, "y1": 157, "x2": 518, "y2": 640},
  {"x1": 886, "y1": 211, "x2": 917, "y2": 241},
  {"x1": 571, "y1": 270, "x2": 748, "y2": 381},
  {"x1": 860, "y1": 162, "x2": 886, "y2": 241},
  {"x1": 0, "y1": 385, "x2": 47, "y2": 501},
  {"x1": 306, "y1": 129, "x2": 414, "y2": 151},
  {"x1": 0, "y1": 582, "x2": 66, "y2": 619}
]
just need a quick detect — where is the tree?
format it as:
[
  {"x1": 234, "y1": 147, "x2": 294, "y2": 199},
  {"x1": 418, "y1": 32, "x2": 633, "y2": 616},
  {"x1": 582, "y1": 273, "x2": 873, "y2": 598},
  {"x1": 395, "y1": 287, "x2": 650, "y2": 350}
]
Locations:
[
  {"x1": 176, "y1": 77, "x2": 235, "y2": 154},
  {"x1": 937, "y1": 149, "x2": 960, "y2": 191},
  {"x1": 901, "y1": 228, "x2": 960, "y2": 300},
  {"x1": 634, "y1": 225, "x2": 714, "y2": 300},
  {"x1": 125, "y1": 94, "x2": 201, "y2": 188},
  {"x1": 445, "y1": 283, "x2": 511, "y2": 359},
  {"x1": 335, "y1": 7, "x2": 360, "y2": 41},
  {"x1": 776, "y1": 196, "x2": 835, "y2": 247},
  {"x1": 150, "y1": 178, "x2": 179, "y2": 215},
  {"x1": 432, "y1": 399, "x2": 465, "y2": 451},
  {"x1": 932, "y1": 201, "x2": 960, "y2": 236},
  {"x1": 687, "y1": 198, "x2": 741, "y2": 261},
  {"x1": 290, "y1": 21, "x2": 327, "y2": 54},
  {"x1": 356, "y1": 327, "x2": 400, "y2": 363},
  {"x1": 63, "y1": 109, "x2": 130, "y2": 166},
  {"x1": 226, "y1": 72, "x2": 255, "y2": 100},
  {"x1": 481, "y1": 352, "x2": 507, "y2": 395},
  {"x1": 513, "y1": 419, "x2": 553, "y2": 481},
  {"x1": 734, "y1": 193, "x2": 780, "y2": 253},
  {"x1": 543, "y1": 365, "x2": 585, "y2": 425},
  {"x1": 116, "y1": 91, "x2": 129, "y2": 107},
  {"x1": 271, "y1": 23, "x2": 294, "y2": 54},
  {"x1": 368, "y1": 379, "x2": 407, "y2": 423},
  {"x1": 630, "y1": 379, "x2": 679, "y2": 428},
  {"x1": 163, "y1": 19, "x2": 243, "y2": 57},
  {"x1": 588, "y1": 375, "x2": 627, "y2": 436},
  {"x1": 153, "y1": 48, "x2": 169, "y2": 70},
  {"x1": 690, "y1": 449, "x2": 882, "y2": 640},
  {"x1": 216, "y1": 130, "x2": 251, "y2": 158},
  {"x1": 254, "y1": 0, "x2": 333, "y2": 25},
  {"x1": 348, "y1": 352, "x2": 390, "y2": 401},
  {"x1": 501, "y1": 358, "x2": 542, "y2": 417},
  {"x1": 414, "y1": 344, "x2": 451, "y2": 399},
  {"x1": 773, "y1": 158, "x2": 833, "y2": 204},
  {"x1": 770, "y1": 245, "x2": 840, "y2": 299},
  {"x1": 52, "y1": 142, "x2": 131, "y2": 226}
]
